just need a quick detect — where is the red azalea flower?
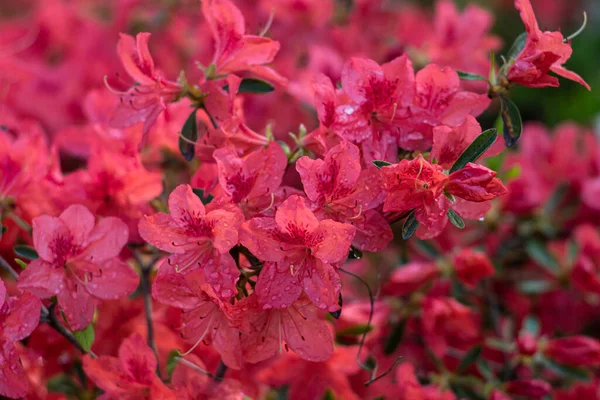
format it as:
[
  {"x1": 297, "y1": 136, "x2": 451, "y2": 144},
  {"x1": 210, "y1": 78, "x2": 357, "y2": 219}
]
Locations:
[
  {"x1": 404, "y1": 64, "x2": 490, "y2": 151},
  {"x1": 152, "y1": 265, "x2": 244, "y2": 369},
  {"x1": 335, "y1": 55, "x2": 415, "y2": 162},
  {"x1": 421, "y1": 297, "x2": 479, "y2": 358},
  {"x1": 257, "y1": 346, "x2": 361, "y2": 400},
  {"x1": 452, "y1": 249, "x2": 495, "y2": 288},
  {"x1": 506, "y1": 0, "x2": 590, "y2": 90},
  {"x1": 381, "y1": 156, "x2": 507, "y2": 239},
  {"x1": 240, "y1": 294, "x2": 334, "y2": 363},
  {"x1": 17, "y1": 205, "x2": 138, "y2": 330},
  {"x1": 138, "y1": 184, "x2": 242, "y2": 298},
  {"x1": 384, "y1": 262, "x2": 440, "y2": 296},
  {"x1": 83, "y1": 333, "x2": 175, "y2": 400},
  {"x1": 213, "y1": 141, "x2": 287, "y2": 217},
  {"x1": 240, "y1": 195, "x2": 355, "y2": 311},
  {"x1": 296, "y1": 141, "x2": 392, "y2": 251},
  {"x1": 544, "y1": 336, "x2": 600, "y2": 367},
  {"x1": 108, "y1": 33, "x2": 184, "y2": 148},
  {"x1": 202, "y1": 0, "x2": 286, "y2": 85},
  {"x1": 0, "y1": 280, "x2": 41, "y2": 399},
  {"x1": 505, "y1": 379, "x2": 551, "y2": 398},
  {"x1": 395, "y1": 362, "x2": 456, "y2": 400}
]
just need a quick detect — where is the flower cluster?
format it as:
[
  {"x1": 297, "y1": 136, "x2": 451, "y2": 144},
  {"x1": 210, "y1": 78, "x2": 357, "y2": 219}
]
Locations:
[{"x1": 0, "y1": 0, "x2": 596, "y2": 399}]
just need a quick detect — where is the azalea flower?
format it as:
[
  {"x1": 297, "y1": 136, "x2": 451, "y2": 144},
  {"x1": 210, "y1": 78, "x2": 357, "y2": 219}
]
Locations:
[
  {"x1": 17, "y1": 204, "x2": 139, "y2": 330},
  {"x1": 296, "y1": 141, "x2": 392, "y2": 251},
  {"x1": 83, "y1": 333, "x2": 175, "y2": 400},
  {"x1": 138, "y1": 184, "x2": 242, "y2": 298},
  {"x1": 108, "y1": 33, "x2": 184, "y2": 149},
  {"x1": 240, "y1": 195, "x2": 355, "y2": 311},
  {"x1": 0, "y1": 280, "x2": 41, "y2": 399},
  {"x1": 506, "y1": 0, "x2": 590, "y2": 90}
]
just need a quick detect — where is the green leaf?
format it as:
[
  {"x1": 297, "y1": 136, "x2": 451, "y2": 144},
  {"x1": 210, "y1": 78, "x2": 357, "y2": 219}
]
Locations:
[
  {"x1": 414, "y1": 240, "x2": 440, "y2": 259},
  {"x1": 401, "y1": 210, "x2": 419, "y2": 240},
  {"x1": 178, "y1": 109, "x2": 198, "y2": 161},
  {"x1": 517, "y1": 280, "x2": 554, "y2": 294},
  {"x1": 336, "y1": 324, "x2": 373, "y2": 336},
  {"x1": 73, "y1": 324, "x2": 95, "y2": 353},
  {"x1": 456, "y1": 71, "x2": 488, "y2": 82},
  {"x1": 507, "y1": 32, "x2": 528, "y2": 61},
  {"x1": 192, "y1": 188, "x2": 214, "y2": 205},
  {"x1": 321, "y1": 389, "x2": 336, "y2": 400},
  {"x1": 447, "y1": 209, "x2": 465, "y2": 229},
  {"x1": 14, "y1": 259, "x2": 28, "y2": 270},
  {"x1": 477, "y1": 359, "x2": 495, "y2": 382},
  {"x1": 525, "y1": 240, "x2": 560, "y2": 275},
  {"x1": 541, "y1": 357, "x2": 590, "y2": 381},
  {"x1": 543, "y1": 183, "x2": 568, "y2": 216},
  {"x1": 457, "y1": 345, "x2": 482, "y2": 372},
  {"x1": 47, "y1": 374, "x2": 80, "y2": 395},
  {"x1": 13, "y1": 244, "x2": 38, "y2": 260},
  {"x1": 372, "y1": 160, "x2": 392, "y2": 169},
  {"x1": 520, "y1": 315, "x2": 540, "y2": 337},
  {"x1": 224, "y1": 78, "x2": 275, "y2": 94},
  {"x1": 499, "y1": 96, "x2": 523, "y2": 147},
  {"x1": 348, "y1": 246, "x2": 362, "y2": 260},
  {"x1": 384, "y1": 318, "x2": 407, "y2": 354},
  {"x1": 165, "y1": 350, "x2": 180, "y2": 379},
  {"x1": 449, "y1": 128, "x2": 498, "y2": 173}
]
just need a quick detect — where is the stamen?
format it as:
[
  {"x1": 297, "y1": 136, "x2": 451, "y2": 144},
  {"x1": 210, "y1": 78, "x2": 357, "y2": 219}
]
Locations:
[
  {"x1": 348, "y1": 205, "x2": 363, "y2": 220},
  {"x1": 389, "y1": 103, "x2": 398, "y2": 122},
  {"x1": 259, "y1": 192, "x2": 276, "y2": 213},
  {"x1": 259, "y1": 9, "x2": 275, "y2": 37},
  {"x1": 565, "y1": 12, "x2": 587, "y2": 42}
]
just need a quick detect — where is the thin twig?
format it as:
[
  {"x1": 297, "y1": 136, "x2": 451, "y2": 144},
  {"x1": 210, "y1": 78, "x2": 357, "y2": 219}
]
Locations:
[
  {"x1": 339, "y1": 268, "x2": 402, "y2": 387},
  {"x1": 133, "y1": 250, "x2": 162, "y2": 379},
  {"x1": 0, "y1": 254, "x2": 19, "y2": 280}
]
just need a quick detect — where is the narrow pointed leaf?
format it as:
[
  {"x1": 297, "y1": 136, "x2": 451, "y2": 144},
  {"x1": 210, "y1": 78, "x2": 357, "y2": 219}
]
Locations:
[
  {"x1": 372, "y1": 160, "x2": 392, "y2": 169},
  {"x1": 14, "y1": 259, "x2": 28, "y2": 270},
  {"x1": 401, "y1": 210, "x2": 419, "y2": 240},
  {"x1": 457, "y1": 345, "x2": 482, "y2": 372},
  {"x1": 456, "y1": 71, "x2": 488, "y2": 82},
  {"x1": 449, "y1": 128, "x2": 498, "y2": 173},
  {"x1": 192, "y1": 188, "x2": 214, "y2": 205},
  {"x1": 178, "y1": 109, "x2": 198, "y2": 161},
  {"x1": 72, "y1": 324, "x2": 95, "y2": 352},
  {"x1": 447, "y1": 209, "x2": 465, "y2": 229},
  {"x1": 499, "y1": 96, "x2": 523, "y2": 147},
  {"x1": 223, "y1": 78, "x2": 274, "y2": 94},
  {"x1": 507, "y1": 32, "x2": 528, "y2": 61},
  {"x1": 525, "y1": 240, "x2": 560, "y2": 275},
  {"x1": 14, "y1": 244, "x2": 39, "y2": 260}
]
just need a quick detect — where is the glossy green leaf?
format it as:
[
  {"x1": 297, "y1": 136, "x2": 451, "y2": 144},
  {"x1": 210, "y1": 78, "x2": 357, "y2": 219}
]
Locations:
[
  {"x1": 414, "y1": 240, "x2": 441, "y2": 259},
  {"x1": 14, "y1": 259, "x2": 28, "y2": 270},
  {"x1": 321, "y1": 389, "x2": 336, "y2": 400},
  {"x1": 520, "y1": 315, "x2": 540, "y2": 337},
  {"x1": 457, "y1": 345, "x2": 482, "y2": 372},
  {"x1": 224, "y1": 78, "x2": 274, "y2": 94},
  {"x1": 517, "y1": 280, "x2": 554, "y2": 294},
  {"x1": 14, "y1": 244, "x2": 38, "y2": 260},
  {"x1": 372, "y1": 160, "x2": 392, "y2": 169},
  {"x1": 178, "y1": 109, "x2": 198, "y2": 161},
  {"x1": 165, "y1": 350, "x2": 180, "y2": 379},
  {"x1": 507, "y1": 32, "x2": 528, "y2": 61},
  {"x1": 449, "y1": 128, "x2": 498, "y2": 173},
  {"x1": 336, "y1": 324, "x2": 373, "y2": 336},
  {"x1": 47, "y1": 374, "x2": 80, "y2": 395},
  {"x1": 401, "y1": 210, "x2": 419, "y2": 240},
  {"x1": 192, "y1": 188, "x2": 214, "y2": 205},
  {"x1": 525, "y1": 240, "x2": 560, "y2": 275},
  {"x1": 73, "y1": 324, "x2": 95, "y2": 353},
  {"x1": 348, "y1": 246, "x2": 363, "y2": 260},
  {"x1": 456, "y1": 71, "x2": 488, "y2": 82},
  {"x1": 541, "y1": 358, "x2": 590, "y2": 381},
  {"x1": 499, "y1": 96, "x2": 523, "y2": 147},
  {"x1": 447, "y1": 209, "x2": 465, "y2": 229},
  {"x1": 384, "y1": 318, "x2": 407, "y2": 354}
]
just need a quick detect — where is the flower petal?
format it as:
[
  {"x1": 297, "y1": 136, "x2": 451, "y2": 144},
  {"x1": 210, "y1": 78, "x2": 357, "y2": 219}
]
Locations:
[
  {"x1": 17, "y1": 259, "x2": 64, "y2": 298},
  {"x1": 255, "y1": 262, "x2": 302, "y2": 309},
  {"x1": 3, "y1": 292, "x2": 41, "y2": 342}
]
